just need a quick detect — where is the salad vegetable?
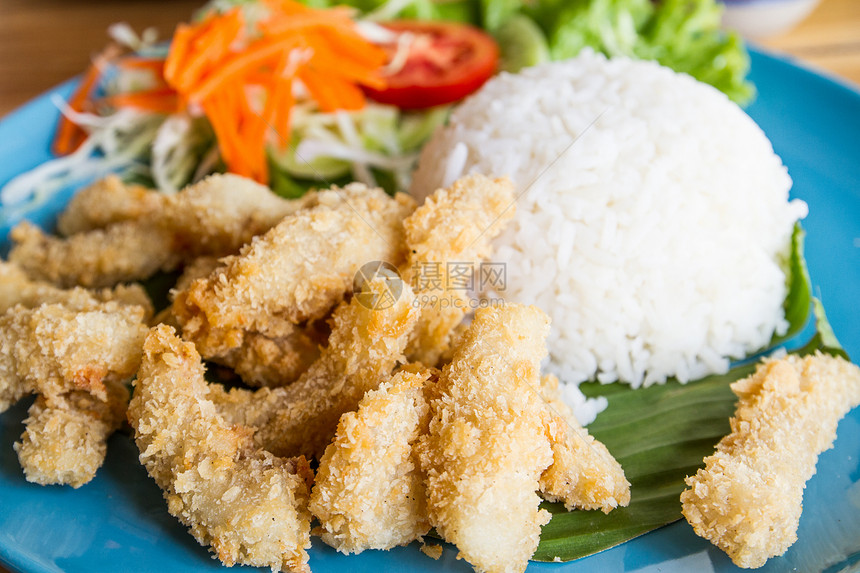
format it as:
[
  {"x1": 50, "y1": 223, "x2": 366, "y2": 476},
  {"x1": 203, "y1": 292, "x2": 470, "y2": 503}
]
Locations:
[
  {"x1": 52, "y1": 46, "x2": 122, "y2": 156},
  {"x1": 162, "y1": 0, "x2": 388, "y2": 183},
  {"x1": 0, "y1": 0, "x2": 754, "y2": 217},
  {"x1": 362, "y1": 20, "x2": 499, "y2": 109},
  {"x1": 312, "y1": 0, "x2": 753, "y2": 103}
]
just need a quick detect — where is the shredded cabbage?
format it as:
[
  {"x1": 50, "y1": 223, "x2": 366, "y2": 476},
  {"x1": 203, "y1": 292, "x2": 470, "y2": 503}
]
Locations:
[
  {"x1": 269, "y1": 102, "x2": 447, "y2": 193},
  {"x1": 0, "y1": 105, "x2": 161, "y2": 217},
  {"x1": 151, "y1": 114, "x2": 216, "y2": 194}
]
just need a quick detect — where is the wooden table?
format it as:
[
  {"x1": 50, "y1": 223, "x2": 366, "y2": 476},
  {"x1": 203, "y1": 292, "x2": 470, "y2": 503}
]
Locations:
[
  {"x1": 0, "y1": 0, "x2": 858, "y2": 117},
  {"x1": 761, "y1": 0, "x2": 860, "y2": 85},
  {"x1": 0, "y1": 0, "x2": 201, "y2": 118}
]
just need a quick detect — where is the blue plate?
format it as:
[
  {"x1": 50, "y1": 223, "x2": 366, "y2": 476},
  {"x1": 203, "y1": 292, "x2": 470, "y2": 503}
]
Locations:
[{"x1": 1, "y1": 48, "x2": 859, "y2": 573}]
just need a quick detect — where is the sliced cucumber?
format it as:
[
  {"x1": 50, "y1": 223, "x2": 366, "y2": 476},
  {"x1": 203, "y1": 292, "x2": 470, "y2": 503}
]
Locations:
[
  {"x1": 269, "y1": 142, "x2": 351, "y2": 180},
  {"x1": 398, "y1": 107, "x2": 450, "y2": 152},
  {"x1": 494, "y1": 14, "x2": 551, "y2": 73}
]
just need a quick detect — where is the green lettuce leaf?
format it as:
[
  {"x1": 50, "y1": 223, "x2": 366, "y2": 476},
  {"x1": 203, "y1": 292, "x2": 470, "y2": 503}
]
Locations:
[
  {"x1": 534, "y1": 299, "x2": 845, "y2": 562},
  {"x1": 523, "y1": 0, "x2": 753, "y2": 104},
  {"x1": 635, "y1": 0, "x2": 754, "y2": 104},
  {"x1": 479, "y1": 0, "x2": 524, "y2": 31},
  {"x1": 526, "y1": 0, "x2": 652, "y2": 61}
]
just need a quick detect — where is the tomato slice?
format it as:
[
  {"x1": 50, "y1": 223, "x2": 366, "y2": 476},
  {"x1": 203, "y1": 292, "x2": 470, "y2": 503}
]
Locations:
[{"x1": 364, "y1": 20, "x2": 499, "y2": 110}]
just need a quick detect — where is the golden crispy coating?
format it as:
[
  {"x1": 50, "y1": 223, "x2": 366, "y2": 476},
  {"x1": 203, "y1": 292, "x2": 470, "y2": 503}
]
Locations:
[
  {"x1": 172, "y1": 256, "x2": 223, "y2": 295},
  {"x1": 681, "y1": 352, "x2": 860, "y2": 569},
  {"x1": 0, "y1": 260, "x2": 152, "y2": 317},
  {"x1": 173, "y1": 184, "x2": 415, "y2": 360},
  {"x1": 128, "y1": 325, "x2": 314, "y2": 573},
  {"x1": 8, "y1": 220, "x2": 179, "y2": 289},
  {"x1": 14, "y1": 381, "x2": 128, "y2": 488},
  {"x1": 0, "y1": 301, "x2": 147, "y2": 412},
  {"x1": 0, "y1": 300, "x2": 147, "y2": 486},
  {"x1": 167, "y1": 257, "x2": 324, "y2": 387},
  {"x1": 310, "y1": 367, "x2": 437, "y2": 553},
  {"x1": 417, "y1": 304, "x2": 555, "y2": 573},
  {"x1": 149, "y1": 257, "x2": 224, "y2": 330},
  {"x1": 211, "y1": 278, "x2": 419, "y2": 460},
  {"x1": 401, "y1": 175, "x2": 516, "y2": 366},
  {"x1": 254, "y1": 279, "x2": 418, "y2": 459},
  {"x1": 537, "y1": 374, "x2": 630, "y2": 513},
  {"x1": 204, "y1": 383, "x2": 257, "y2": 424},
  {"x1": 420, "y1": 543, "x2": 443, "y2": 560},
  {"x1": 216, "y1": 329, "x2": 323, "y2": 389},
  {"x1": 160, "y1": 173, "x2": 314, "y2": 257},
  {"x1": 1, "y1": 260, "x2": 84, "y2": 312},
  {"x1": 94, "y1": 284, "x2": 153, "y2": 317},
  {"x1": 9, "y1": 174, "x2": 310, "y2": 288},
  {"x1": 56, "y1": 175, "x2": 162, "y2": 236}
]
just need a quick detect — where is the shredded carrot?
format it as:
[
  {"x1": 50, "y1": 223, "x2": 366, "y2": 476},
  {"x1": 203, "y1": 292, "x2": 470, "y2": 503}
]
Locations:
[
  {"x1": 302, "y1": 34, "x2": 386, "y2": 90},
  {"x1": 316, "y1": 25, "x2": 388, "y2": 70},
  {"x1": 159, "y1": 0, "x2": 388, "y2": 184},
  {"x1": 52, "y1": 44, "x2": 121, "y2": 155},
  {"x1": 247, "y1": 52, "x2": 290, "y2": 151},
  {"x1": 296, "y1": 68, "x2": 336, "y2": 113},
  {"x1": 53, "y1": 0, "x2": 389, "y2": 183},
  {"x1": 163, "y1": 23, "x2": 194, "y2": 86},
  {"x1": 187, "y1": 36, "x2": 305, "y2": 104},
  {"x1": 271, "y1": 83, "x2": 295, "y2": 150},
  {"x1": 257, "y1": 8, "x2": 354, "y2": 37},
  {"x1": 171, "y1": 9, "x2": 244, "y2": 92},
  {"x1": 101, "y1": 89, "x2": 179, "y2": 114}
]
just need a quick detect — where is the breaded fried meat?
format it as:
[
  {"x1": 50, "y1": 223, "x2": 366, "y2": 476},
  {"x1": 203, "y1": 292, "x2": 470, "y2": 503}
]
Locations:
[
  {"x1": 128, "y1": 325, "x2": 314, "y2": 572},
  {"x1": 681, "y1": 352, "x2": 860, "y2": 569}
]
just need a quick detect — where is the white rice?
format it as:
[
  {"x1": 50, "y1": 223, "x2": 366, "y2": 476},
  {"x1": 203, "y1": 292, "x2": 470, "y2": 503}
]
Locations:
[{"x1": 411, "y1": 50, "x2": 808, "y2": 402}]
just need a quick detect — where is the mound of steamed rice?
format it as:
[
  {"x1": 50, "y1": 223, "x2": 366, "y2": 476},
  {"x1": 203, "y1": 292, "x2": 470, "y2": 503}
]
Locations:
[{"x1": 411, "y1": 49, "x2": 808, "y2": 389}]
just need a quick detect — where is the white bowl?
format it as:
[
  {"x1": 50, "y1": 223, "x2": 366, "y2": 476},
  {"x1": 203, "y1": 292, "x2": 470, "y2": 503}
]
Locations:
[{"x1": 720, "y1": 0, "x2": 821, "y2": 38}]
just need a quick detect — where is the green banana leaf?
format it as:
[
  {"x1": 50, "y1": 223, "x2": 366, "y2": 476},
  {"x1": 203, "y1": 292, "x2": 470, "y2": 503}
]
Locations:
[{"x1": 774, "y1": 223, "x2": 812, "y2": 345}]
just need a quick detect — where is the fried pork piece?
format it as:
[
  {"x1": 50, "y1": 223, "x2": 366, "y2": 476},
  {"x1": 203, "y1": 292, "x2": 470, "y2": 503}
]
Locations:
[
  {"x1": 172, "y1": 256, "x2": 222, "y2": 293},
  {"x1": 128, "y1": 325, "x2": 314, "y2": 573},
  {"x1": 174, "y1": 184, "x2": 415, "y2": 361},
  {"x1": 310, "y1": 367, "x2": 437, "y2": 553},
  {"x1": 101, "y1": 284, "x2": 153, "y2": 314},
  {"x1": 8, "y1": 220, "x2": 179, "y2": 289},
  {"x1": 417, "y1": 304, "x2": 555, "y2": 573},
  {"x1": 56, "y1": 175, "x2": 162, "y2": 235},
  {"x1": 537, "y1": 374, "x2": 630, "y2": 513},
  {"x1": 216, "y1": 329, "x2": 324, "y2": 388},
  {"x1": 681, "y1": 352, "x2": 860, "y2": 569},
  {"x1": 150, "y1": 256, "x2": 224, "y2": 328},
  {"x1": 9, "y1": 173, "x2": 310, "y2": 288},
  {"x1": 0, "y1": 300, "x2": 147, "y2": 412},
  {"x1": 161, "y1": 173, "x2": 316, "y2": 256},
  {"x1": 14, "y1": 382, "x2": 128, "y2": 488},
  {"x1": 0, "y1": 301, "x2": 147, "y2": 486},
  {"x1": 0, "y1": 260, "x2": 152, "y2": 316},
  {"x1": 210, "y1": 278, "x2": 419, "y2": 460},
  {"x1": 163, "y1": 256, "x2": 324, "y2": 387},
  {"x1": 400, "y1": 174, "x2": 515, "y2": 366}
]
